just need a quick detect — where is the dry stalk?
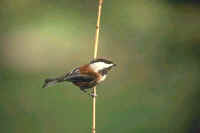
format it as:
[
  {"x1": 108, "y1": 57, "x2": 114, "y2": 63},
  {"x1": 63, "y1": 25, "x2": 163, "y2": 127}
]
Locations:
[{"x1": 92, "y1": 0, "x2": 103, "y2": 133}]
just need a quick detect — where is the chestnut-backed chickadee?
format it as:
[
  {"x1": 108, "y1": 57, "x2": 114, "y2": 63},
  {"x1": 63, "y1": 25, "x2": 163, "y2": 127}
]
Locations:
[{"x1": 42, "y1": 58, "x2": 116, "y2": 93}]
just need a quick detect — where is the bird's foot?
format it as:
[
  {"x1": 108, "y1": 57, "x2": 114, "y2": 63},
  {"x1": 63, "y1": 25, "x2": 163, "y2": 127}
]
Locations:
[
  {"x1": 81, "y1": 89, "x2": 97, "y2": 97},
  {"x1": 90, "y1": 93, "x2": 98, "y2": 97}
]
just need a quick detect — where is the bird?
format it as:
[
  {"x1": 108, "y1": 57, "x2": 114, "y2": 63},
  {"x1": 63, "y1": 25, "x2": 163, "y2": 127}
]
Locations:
[{"x1": 42, "y1": 58, "x2": 116, "y2": 94}]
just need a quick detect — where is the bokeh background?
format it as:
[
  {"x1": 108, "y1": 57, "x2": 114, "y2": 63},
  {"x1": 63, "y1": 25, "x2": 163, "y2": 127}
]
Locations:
[{"x1": 0, "y1": 0, "x2": 200, "y2": 133}]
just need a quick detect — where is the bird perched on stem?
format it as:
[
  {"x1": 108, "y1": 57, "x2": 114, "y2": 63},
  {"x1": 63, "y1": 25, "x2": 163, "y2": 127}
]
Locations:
[{"x1": 42, "y1": 58, "x2": 116, "y2": 94}]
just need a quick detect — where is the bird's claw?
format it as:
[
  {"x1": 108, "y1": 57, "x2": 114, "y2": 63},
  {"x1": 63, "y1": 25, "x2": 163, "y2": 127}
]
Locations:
[{"x1": 89, "y1": 93, "x2": 98, "y2": 97}]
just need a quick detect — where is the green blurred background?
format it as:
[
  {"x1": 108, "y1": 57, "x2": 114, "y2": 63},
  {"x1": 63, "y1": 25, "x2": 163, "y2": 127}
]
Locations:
[{"x1": 0, "y1": 0, "x2": 200, "y2": 133}]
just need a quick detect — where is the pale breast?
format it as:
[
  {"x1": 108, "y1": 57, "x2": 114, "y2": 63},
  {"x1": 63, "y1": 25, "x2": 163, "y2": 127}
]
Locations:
[{"x1": 97, "y1": 75, "x2": 107, "y2": 83}]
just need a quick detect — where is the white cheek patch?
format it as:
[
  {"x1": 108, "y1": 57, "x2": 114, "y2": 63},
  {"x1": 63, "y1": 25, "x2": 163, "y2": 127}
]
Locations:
[{"x1": 90, "y1": 62, "x2": 113, "y2": 72}]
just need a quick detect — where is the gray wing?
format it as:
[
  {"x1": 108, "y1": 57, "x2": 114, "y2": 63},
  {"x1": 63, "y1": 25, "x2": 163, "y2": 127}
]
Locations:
[{"x1": 64, "y1": 73, "x2": 95, "y2": 82}]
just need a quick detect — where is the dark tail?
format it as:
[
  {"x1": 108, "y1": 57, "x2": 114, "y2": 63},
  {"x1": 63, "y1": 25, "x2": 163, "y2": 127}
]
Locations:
[{"x1": 42, "y1": 76, "x2": 65, "y2": 88}]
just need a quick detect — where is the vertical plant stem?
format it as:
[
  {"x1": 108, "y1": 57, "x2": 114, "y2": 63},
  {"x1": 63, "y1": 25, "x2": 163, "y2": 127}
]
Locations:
[
  {"x1": 92, "y1": 0, "x2": 103, "y2": 133},
  {"x1": 92, "y1": 87, "x2": 96, "y2": 133},
  {"x1": 93, "y1": 0, "x2": 103, "y2": 59}
]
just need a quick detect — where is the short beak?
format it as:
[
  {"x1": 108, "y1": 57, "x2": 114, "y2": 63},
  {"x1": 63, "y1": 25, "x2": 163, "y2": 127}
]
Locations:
[{"x1": 112, "y1": 63, "x2": 117, "y2": 67}]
